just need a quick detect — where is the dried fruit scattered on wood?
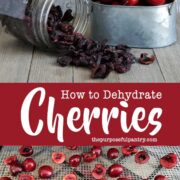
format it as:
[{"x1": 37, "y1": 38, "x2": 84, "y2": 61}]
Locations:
[{"x1": 47, "y1": 5, "x2": 136, "y2": 79}]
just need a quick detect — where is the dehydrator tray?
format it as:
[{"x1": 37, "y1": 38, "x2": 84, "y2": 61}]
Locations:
[{"x1": 0, "y1": 146, "x2": 180, "y2": 180}]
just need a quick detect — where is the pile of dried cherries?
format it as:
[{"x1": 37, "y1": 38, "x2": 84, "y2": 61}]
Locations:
[{"x1": 47, "y1": 5, "x2": 138, "y2": 79}]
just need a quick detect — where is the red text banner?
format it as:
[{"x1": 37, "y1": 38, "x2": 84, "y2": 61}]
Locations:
[{"x1": 0, "y1": 83, "x2": 179, "y2": 146}]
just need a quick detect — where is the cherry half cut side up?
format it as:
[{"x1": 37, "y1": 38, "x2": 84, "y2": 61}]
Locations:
[
  {"x1": 19, "y1": 146, "x2": 33, "y2": 157},
  {"x1": 160, "y1": 153, "x2": 178, "y2": 169},
  {"x1": 92, "y1": 164, "x2": 106, "y2": 179},
  {"x1": 135, "y1": 151, "x2": 150, "y2": 164},
  {"x1": 52, "y1": 152, "x2": 66, "y2": 164}
]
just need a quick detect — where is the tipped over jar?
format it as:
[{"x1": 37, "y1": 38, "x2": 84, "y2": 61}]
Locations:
[{"x1": 0, "y1": 0, "x2": 90, "y2": 50}]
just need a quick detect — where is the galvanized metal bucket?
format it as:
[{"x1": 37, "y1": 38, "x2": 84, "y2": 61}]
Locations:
[{"x1": 91, "y1": 1, "x2": 177, "y2": 48}]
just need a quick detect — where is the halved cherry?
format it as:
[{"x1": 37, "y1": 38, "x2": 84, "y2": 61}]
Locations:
[
  {"x1": 69, "y1": 155, "x2": 81, "y2": 167},
  {"x1": 52, "y1": 152, "x2": 66, "y2": 164},
  {"x1": 91, "y1": 146, "x2": 102, "y2": 157},
  {"x1": 121, "y1": 146, "x2": 138, "y2": 156},
  {"x1": 63, "y1": 173, "x2": 77, "y2": 180},
  {"x1": 38, "y1": 165, "x2": 53, "y2": 179},
  {"x1": 19, "y1": 146, "x2": 33, "y2": 157},
  {"x1": 154, "y1": 175, "x2": 168, "y2": 180},
  {"x1": 10, "y1": 163, "x2": 23, "y2": 176},
  {"x1": 23, "y1": 158, "x2": 36, "y2": 172},
  {"x1": 135, "y1": 151, "x2": 150, "y2": 164},
  {"x1": 92, "y1": 164, "x2": 106, "y2": 179},
  {"x1": 107, "y1": 164, "x2": 123, "y2": 178},
  {"x1": 83, "y1": 152, "x2": 97, "y2": 163},
  {"x1": 107, "y1": 148, "x2": 119, "y2": 160},
  {"x1": 3, "y1": 155, "x2": 17, "y2": 166},
  {"x1": 18, "y1": 174, "x2": 35, "y2": 180},
  {"x1": 160, "y1": 153, "x2": 178, "y2": 169}
]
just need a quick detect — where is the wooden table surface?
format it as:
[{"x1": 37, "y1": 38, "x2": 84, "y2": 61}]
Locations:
[{"x1": 0, "y1": 16, "x2": 180, "y2": 83}]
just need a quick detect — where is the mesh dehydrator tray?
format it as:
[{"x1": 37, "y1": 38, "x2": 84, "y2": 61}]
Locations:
[{"x1": 0, "y1": 146, "x2": 180, "y2": 180}]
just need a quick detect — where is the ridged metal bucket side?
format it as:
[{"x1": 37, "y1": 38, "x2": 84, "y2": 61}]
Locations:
[{"x1": 91, "y1": 2, "x2": 177, "y2": 48}]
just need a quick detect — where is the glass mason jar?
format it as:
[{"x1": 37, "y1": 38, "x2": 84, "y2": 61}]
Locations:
[{"x1": 0, "y1": 0, "x2": 90, "y2": 50}]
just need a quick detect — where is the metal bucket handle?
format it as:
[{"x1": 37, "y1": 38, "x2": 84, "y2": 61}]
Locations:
[{"x1": 168, "y1": 0, "x2": 176, "y2": 15}]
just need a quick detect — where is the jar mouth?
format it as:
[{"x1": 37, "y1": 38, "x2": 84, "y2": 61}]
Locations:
[
  {"x1": 33, "y1": 0, "x2": 54, "y2": 48},
  {"x1": 73, "y1": 0, "x2": 91, "y2": 35}
]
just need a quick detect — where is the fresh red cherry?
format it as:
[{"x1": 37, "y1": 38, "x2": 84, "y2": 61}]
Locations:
[
  {"x1": 19, "y1": 146, "x2": 33, "y2": 157},
  {"x1": 83, "y1": 152, "x2": 97, "y2": 163},
  {"x1": 63, "y1": 173, "x2": 77, "y2": 180},
  {"x1": 38, "y1": 165, "x2": 53, "y2": 179},
  {"x1": 121, "y1": 146, "x2": 138, "y2": 156},
  {"x1": 92, "y1": 164, "x2": 106, "y2": 179},
  {"x1": 10, "y1": 163, "x2": 23, "y2": 176},
  {"x1": 135, "y1": 151, "x2": 150, "y2": 164},
  {"x1": 160, "y1": 153, "x2": 178, "y2": 169},
  {"x1": 3, "y1": 155, "x2": 18, "y2": 166},
  {"x1": 18, "y1": 174, "x2": 35, "y2": 180},
  {"x1": 107, "y1": 148, "x2": 119, "y2": 160},
  {"x1": 117, "y1": 178, "x2": 129, "y2": 180},
  {"x1": 107, "y1": 164, "x2": 123, "y2": 178},
  {"x1": 0, "y1": 177, "x2": 12, "y2": 180},
  {"x1": 146, "y1": 0, "x2": 166, "y2": 5},
  {"x1": 126, "y1": 0, "x2": 139, "y2": 5},
  {"x1": 52, "y1": 152, "x2": 66, "y2": 164},
  {"x1": 91, "y1": 146, "x2": 102, "y2": 157},
  {"x1": 69, "y1": 155, "x2": 81, "y2": 167},
  {"x1": 154, "y1": 175, "x2": 168, "y2": 180},
  {"x1": 23, "y1": 158, "x2": 36, "y2": 172}
]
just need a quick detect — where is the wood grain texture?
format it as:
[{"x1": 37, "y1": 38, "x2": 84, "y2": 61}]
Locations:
[
  {"x1": 153, "y1": 15, "x2": 180, "y2": 82},
  {"x1": 153, "y1": 44, "x2": 180, "y2": 82},
  {"x1": 0, "y1": 31, "x2": 33, "y2": 82},
  {"x1": 28, "y1": 49, "x2": 73, "y2": 82},
  {"x1": 73, "y1": 67, "x2": 119, "y2": 83},
  {"x1": 0, "y1": 23, "x2": 2, "y2": 34},
  {"x1": 0, "y1": 21, "x2": 4, "y2": 35}
]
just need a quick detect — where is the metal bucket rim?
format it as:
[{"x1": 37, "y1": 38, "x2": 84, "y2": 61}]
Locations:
[{"x1": 92, "y1": 1, "x2": 175, "y2": 9}]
